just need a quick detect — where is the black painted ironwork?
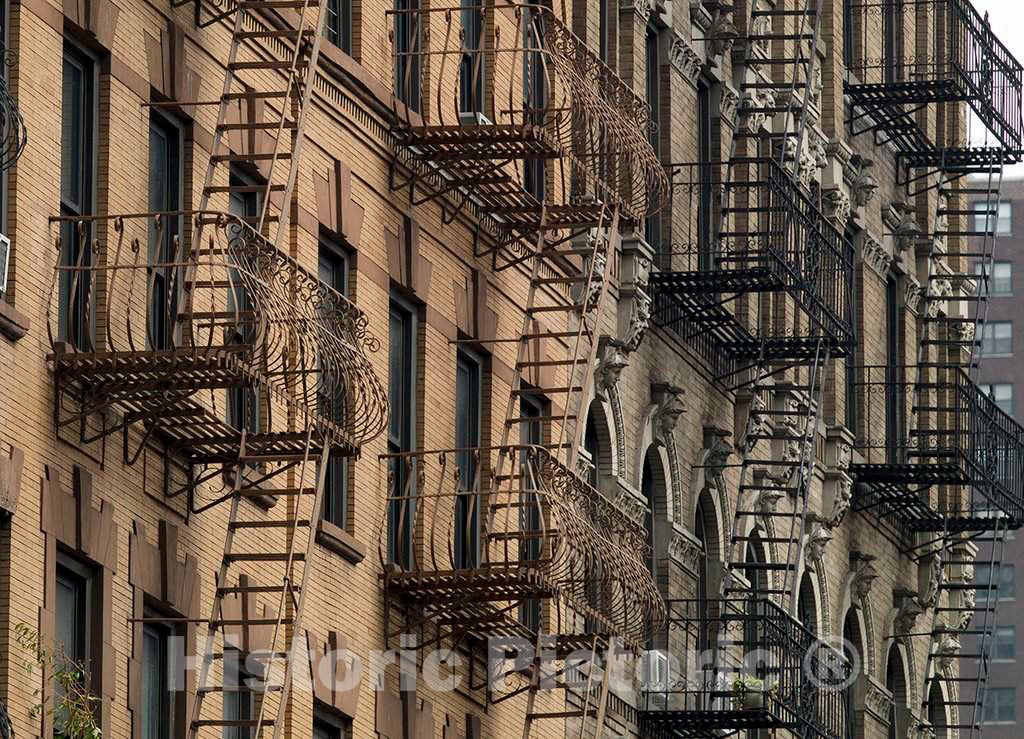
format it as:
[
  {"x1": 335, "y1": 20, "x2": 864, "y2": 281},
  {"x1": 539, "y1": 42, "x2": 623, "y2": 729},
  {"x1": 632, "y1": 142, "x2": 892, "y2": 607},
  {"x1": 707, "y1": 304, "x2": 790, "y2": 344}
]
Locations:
[
  {"x1": 652, "y1": 159, "x2": 855, "y2": 365},
  {"x1": 639, "y1": 598, "x2": 851, "y2": 739},
  {"x1": 0, "y1": 43, "x2": 25, "y2": 175},
  {"x1": 849, "y1": 365, "x2": 1024, "y2": 532},
  {"x1": 846, "y1": 0, "x2": 1024, "y2": 167}
]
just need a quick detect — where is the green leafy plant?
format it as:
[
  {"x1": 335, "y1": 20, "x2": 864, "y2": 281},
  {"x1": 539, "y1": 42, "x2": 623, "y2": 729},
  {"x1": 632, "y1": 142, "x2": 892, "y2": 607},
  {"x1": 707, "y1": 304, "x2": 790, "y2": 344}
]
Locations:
[
  {"x1": 13, "y1": 622, "x2": 102, "y2": 738},
  {"x1": 731, "y1": 675, "x2": 774, "y2": 710}
]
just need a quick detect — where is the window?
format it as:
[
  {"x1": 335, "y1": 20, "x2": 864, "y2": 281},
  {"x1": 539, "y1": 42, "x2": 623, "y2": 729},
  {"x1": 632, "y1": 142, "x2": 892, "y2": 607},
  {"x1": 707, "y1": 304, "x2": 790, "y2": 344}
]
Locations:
[
  {"x1": 842, "y1": 611, "x2": 864, "y2": 739},
  {"x1": 697, "y1": 79, "x2": 713, "y2": 271},
  {"x1": 60, "y1": 43, "x2": 97, "y2": 350},
  {"x1": 387, "y1": 297, "x2": 416, "y2": 566},
  {"x1": 974, "y1": 201, "x2": 1012, "y2": 235},
  {"x1": 994, "y1": 626, "x2": 1016, "y2": 661},
  {"x1": 983, "y1": 687, "x2": 1016, "y2": 723},
  {"x1": 599, "y1": 0, "x2": 609, "y2": 62},
  {"x1": 694, "y1": 494, "x2": 711, "y2": 654},
  {"x1": 977, "y1": 563, "x2": 1015, "y2": 600},
  {"x1": 325, "y1": 0, "x2": 352, "y2": 54},
  {"x1": 885, "y1": 274, "x2": 901, "y2": 462},
  {"x1": 227, "y1": 168, "x2": 262, "y2": 432},
  {"x1": 982, "y1": 322, "x2": 1013, "y2": 356},
  {"x1": 319, "y1": 241, "x2": 350, "y2": 529},
  {"x1": 845, "y1": 235, "x2": 860, "y2": 433},
  {"x1": 141, "y1": 621, "x2": 176, "y2": 739},
  {"x1": 458, "y1": 0, "x2": 484, "y2": 116},
  {"x1": 148, "y1": 112, "x2": 183, "y2": 350},
  {"x1": 980, "y1": 383, "x2": 1014, "y2": 416},
  {"x1": 522, "y1": 0, "x2": 546, "y2": 201},
  {"x1": 454, "y1": 349, "x2": 482, "y2": 568},
  {"x1": 976, "y1": 261, "x2": 1012, "y2": 295},
  {"x1": 518, "y1": 394, "x2": 543, "y2": 631},
  {"x1": 882, "y1": 0, "x2": 903, "y2": 84},
  {"x1": 223, "y1": 653, "x2": 252, "y2": 739},
  {"x1": 885, "y1": 644, "x2": 908, "y2": 739},
  {"x1": 393, "y1": 0, "x2": 421, "y2": 111},
  {"x1": 313, "y1": 710, "x2": 352, "y2": 739},
  {"x1": 843, "y1": 0, "x2": 855, "y2": 69},
  {"x1": 644, "y1": 24, "x2": 661, "y2": 256},
  {"x1": 55, "y1": 557, "x2": 94, "y2": 736}
]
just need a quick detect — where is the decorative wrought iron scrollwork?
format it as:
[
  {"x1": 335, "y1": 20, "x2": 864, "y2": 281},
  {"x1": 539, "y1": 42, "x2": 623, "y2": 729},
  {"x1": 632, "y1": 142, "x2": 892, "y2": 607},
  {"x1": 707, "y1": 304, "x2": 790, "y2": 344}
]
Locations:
[{"x1": 0, "y1": 42, "x2": 25, "y2": 174}]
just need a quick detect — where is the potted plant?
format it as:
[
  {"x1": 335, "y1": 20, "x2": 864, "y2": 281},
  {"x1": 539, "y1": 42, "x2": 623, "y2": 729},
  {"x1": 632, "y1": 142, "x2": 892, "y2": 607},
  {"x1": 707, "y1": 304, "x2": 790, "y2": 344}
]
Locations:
[{"x1": 732, "y1": 676, "x2": 772, "y2": 710}]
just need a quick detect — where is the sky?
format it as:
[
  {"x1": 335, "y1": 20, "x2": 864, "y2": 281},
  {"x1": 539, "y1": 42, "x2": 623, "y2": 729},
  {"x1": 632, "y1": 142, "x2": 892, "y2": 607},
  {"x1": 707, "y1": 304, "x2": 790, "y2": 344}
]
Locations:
[{"x1": 967, "y1": 0, "x2": 1024, "y2": 176}]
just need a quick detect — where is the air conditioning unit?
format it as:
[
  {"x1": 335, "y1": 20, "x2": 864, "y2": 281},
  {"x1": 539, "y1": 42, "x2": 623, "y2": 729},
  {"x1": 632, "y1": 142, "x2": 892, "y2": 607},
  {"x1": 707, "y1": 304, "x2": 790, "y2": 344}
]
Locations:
[
  {"x1": 459, "y1": 111, "x2": 492, "y2": 126},
  {"x1": 0, "y1": 234, "x2": 10, "y2": 295}
]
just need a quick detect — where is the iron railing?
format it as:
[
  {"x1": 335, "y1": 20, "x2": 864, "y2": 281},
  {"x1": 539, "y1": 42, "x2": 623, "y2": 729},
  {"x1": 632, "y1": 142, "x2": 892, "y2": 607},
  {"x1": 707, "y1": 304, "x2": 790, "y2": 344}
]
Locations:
[
  {"x1": 850, "y1": 365, "x2": 1024, "y2": 525},
  {"x1": 846, "y1": 0, "x2": 1024, "y2": 150},
  {"x1": 378, "y1": 445, "x2": 665, "y2": 646},
  {"x1": 46, "y1": 211, "x2": 388, "y2": 447},
  {"x1": 640, "y1": 599, "x2": 851, "y2": 739},
  {"x1": 652, "y1": 160, "x2": 855, "y2": 359},
  {"x1": 387, "y1": 4, "x2": 669, "y2": 224}
]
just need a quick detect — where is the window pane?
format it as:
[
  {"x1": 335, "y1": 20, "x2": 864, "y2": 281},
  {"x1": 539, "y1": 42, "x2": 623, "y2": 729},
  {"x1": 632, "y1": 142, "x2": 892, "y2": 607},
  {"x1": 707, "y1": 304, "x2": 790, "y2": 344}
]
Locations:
[
  {"x1": 61, "y1": 57, "x2": 85, "y2": 209},
  {"x1": 995, "y1": 626, "x2": 1016, "y2": 660},
  {"x1": 1001, "y1": 564, "x2": 1015, "y2": 599}
]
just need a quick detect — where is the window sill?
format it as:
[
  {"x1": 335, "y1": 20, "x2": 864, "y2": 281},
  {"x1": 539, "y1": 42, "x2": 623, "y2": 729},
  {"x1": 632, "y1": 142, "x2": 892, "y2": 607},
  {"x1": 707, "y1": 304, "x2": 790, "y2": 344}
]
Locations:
[
  {"x1": 0, "y1": 300, "x2": 29, "y2": 341},
  {"x1": 316, "y1": 520, "x2": 366, "y2": 565}
]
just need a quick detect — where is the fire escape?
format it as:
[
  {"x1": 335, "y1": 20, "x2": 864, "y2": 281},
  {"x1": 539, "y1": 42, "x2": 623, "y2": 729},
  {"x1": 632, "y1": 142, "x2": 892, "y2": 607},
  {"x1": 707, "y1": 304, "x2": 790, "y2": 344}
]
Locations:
[
  {"x1": 382, "y1": 3, "x2": 667, "y2": 736},
  {"x1": 845, "y1": 1, "x2": 1024, "y2": 735},
  {"x1": 48, "y1": 2, "x2": 389, "y2": 737},
  {"x1": 642, "y1": 1, "x2": 854, "y2": 737}
]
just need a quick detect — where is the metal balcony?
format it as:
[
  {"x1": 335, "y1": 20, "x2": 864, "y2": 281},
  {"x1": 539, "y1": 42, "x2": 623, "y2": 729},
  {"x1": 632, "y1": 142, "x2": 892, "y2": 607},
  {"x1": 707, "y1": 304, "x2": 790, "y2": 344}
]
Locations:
[
  {"x1": 378, "y1": 445, "x2": 664, "y2": 653},
  {"x1": 845, "y1": 0, "x2": 1024, "y2": 166},
  {"x1": 849, "y1": 365, "x2": 1024, "y2": 532},
  {"x1": 386, "y1": 4, "x2": 668, "y2": 253},
  {"x1": 47, "y1": 211, "x2": 388, "y2": 469},
  {"x1": 639, "y1": 599, "x2": 851, "y2": 739},
  {"x1": 651, "y1": 159, "x2": 856, "y2": 365}
]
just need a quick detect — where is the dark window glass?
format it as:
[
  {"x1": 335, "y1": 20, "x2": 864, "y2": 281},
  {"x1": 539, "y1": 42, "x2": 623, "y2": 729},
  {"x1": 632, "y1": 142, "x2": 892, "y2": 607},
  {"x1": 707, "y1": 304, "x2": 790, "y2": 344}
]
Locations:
[
  {"x1": 883, "y1": 0, "x2": 902, "y2": 83},
  {"x1": 148, "y1": 113, "x2": 183, "y2": 350},
  {"x1": 842, "y1": 612, "x2": 862, "y2": 739},
  {"x1": 454, "y1": 350, "x2": 482, "y2": 568},
  {"x1": 522, "y1": 1, "x2": 546, "y2": 201},
  {"x1": 227, "y1": 170, "x2": 261, "y2": 432},
  {"x1": 599, "y1": 0, "x2": 609, "y2": 62},
  {"x1": 223, "y1": 654, "x2": 252, "y2": 739},
  {"x1": 459, "y1": 0, "x2": 484, "y2": 115},
  {"x1": 697, "y1": 79, "x2": 713, "y2": 271},
  {"x1": 141, "y1": 622, "x2": 174, "y2": 739},
  {"x1": 313, "y1": 711, "x2": 352, "y2": 739},
  {"x1": 325, "y1": 0, "x2": 353, "y2": 54},
  {"x1": 885, "y1": 274, "x2": 901, "y2": 462},
  {"x1": 983, "y1": 687, "x2": 1016, "y2": 723},
  {"x1": 694, "y1": 496, "x2": 709, "y2": 652},
  {"x1": 60, "y1": 45, "x2": 96, "y2": 350},
  {"x1": 518, "y1": 394, "x2": 543, "y2": 631},
  {"x1": 55, "y1": 558, "x2": 93, "y2": 737},
  {"x1": 388, "y1": 299, "x2": 416, "y2": 566},
  {"x1": 982, "y1": 321, "x2": 1013, "y2": 355},
  {"x1": 843, "y1": 0, "x2": 855, "y2": 70},
  {"x1": 644, "y1": 25, "x2": 661, "y2": 256},
  {"x1": 641, "y1": 452, "x2": 656, "y2": 578},
  {"x1": 845, "y1": 232, "x2": 859, "y2": 432},
  {"x1": 319, "y1": 242, "x2": 350, "y2": 529},
  {"x1": 394, "y1": 0, "x2": 421, "y2": 111}
]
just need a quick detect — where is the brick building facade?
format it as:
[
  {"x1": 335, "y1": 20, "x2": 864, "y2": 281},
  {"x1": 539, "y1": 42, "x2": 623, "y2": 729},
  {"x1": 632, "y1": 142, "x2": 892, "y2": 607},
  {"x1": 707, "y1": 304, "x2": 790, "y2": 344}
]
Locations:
[{"x1": 0, "y1": 1, "x2": 1018, "y2": 738}]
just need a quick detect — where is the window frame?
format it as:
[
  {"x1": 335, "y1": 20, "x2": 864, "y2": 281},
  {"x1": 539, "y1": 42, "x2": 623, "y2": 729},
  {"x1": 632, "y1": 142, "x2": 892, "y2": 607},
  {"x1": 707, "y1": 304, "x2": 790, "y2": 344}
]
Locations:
[
  {"x1": 313, "y1": 705, "x2": 352, "y2": 739},
  {"x1": 318, "y1": 238, "x2": 352, "y2": 530},
  {"x1": 458, "y1": 0, "x2": 485, "y2": 116},
  {"x1": 517, "y1": 392, "x2": 545, "y2": 631},
  {"x1": 222, "y1": 650, "x2": 253, "y2": 739},
  {"x1": 393, "y1": 0, "x2": 422, "y2": 112},
  {"x1": 325, "y1": 0, "x2": 353, "y2": 54},
  {"x1": 643, "y1": 23, "x2": 661, "y2": 256},
  {"x1": 884, "y1": 273, "x2": 902, "y2": 462},
  {"x1": 141, "y1": 617, "x2": 176, "y2": 739},
  {"x1": 55, "y1": 553, "x2": 97, "y2": 737},
  {"x1": 981, "y1": 382, "x2": 1014, "y2": 416},
  {"x1": 454, "y1": 347, "x2": 483, "y2": 569},
  {"x1": 983, "y1": 321, "x2": 1013, "y2": 356},
  {"x1": 983, "y1": 687, "x2": 1016, "y2": 723},
  {"x1": 696, "y1": 77, "x2": 713, "y2": 272},
  {"x1": 147, "y1": 109, "x2": 185, "y2": 350},
  {"x1": 59, "y1": 41, "x2": 99, "y2": 350},
  {"x1": 993, "y1": 625, "x2": 1017, "y2": 662},
  {"x1": 387, "y1": 295, "x2": 417, "y2": 566}
]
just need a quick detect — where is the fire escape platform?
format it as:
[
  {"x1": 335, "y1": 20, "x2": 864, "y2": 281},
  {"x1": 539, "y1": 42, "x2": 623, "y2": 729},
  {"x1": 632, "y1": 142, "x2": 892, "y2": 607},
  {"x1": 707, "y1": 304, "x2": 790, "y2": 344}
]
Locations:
[
  {"x1": 395, "y1": 124, "x2": 563, "y2": 161},
  {"x1": 50, "y1": 345, "x2": 252, "y2": 391},
  {"x1": 639, "y1": 708, "x2": 790, "y2": 737}
]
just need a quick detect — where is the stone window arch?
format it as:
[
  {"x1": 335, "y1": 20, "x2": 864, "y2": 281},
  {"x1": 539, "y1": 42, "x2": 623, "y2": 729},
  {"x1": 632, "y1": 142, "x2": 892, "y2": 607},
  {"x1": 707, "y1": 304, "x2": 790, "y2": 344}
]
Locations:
[
  {"x1": 885, "y1": 642, "x2": 910, "y2": 739},
  {"x1": 798, "y1": 571, "x2": 819, "y2": 635},
  {"x1": 927, "y1": 680, "x2": 948, "y2": 739},
  {"x1": 842, "y1": 607, "x2": 866, "y2": 739}
]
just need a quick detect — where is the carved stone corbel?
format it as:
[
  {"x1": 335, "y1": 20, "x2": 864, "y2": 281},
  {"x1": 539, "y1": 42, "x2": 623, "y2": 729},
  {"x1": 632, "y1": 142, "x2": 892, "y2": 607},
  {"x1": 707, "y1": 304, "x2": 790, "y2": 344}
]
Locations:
[
  {"x1": 669, "y1": 32, "x2": 703, "y2": 86},
  {"x1": 893, "y1": 588, "x2": 925, "y2": 635},
  {"x1": 851, "y1": 551, "x2": 879, "y2": 606},
  {"x1": 805, "y1": 518, "x2": 832, "y2": 566},
  {"x1": 862, "y1": 235, "x2": 893, "y2": 278},
  {"x1": 595, "y1": 337, "x2": 629, "y2": 401},
  {"x1": 851, "y1": 156, "x2": 879, "y2": 210},
  {"x1": 822, "y1": 186, "x2": 852, "y2": 227},
  {"x1": 652, "y1": 382, "x2": 687, "y2": 444},
  {"x1": 618, "y1": 233, "x2": 654, "y2": 353},
  {"x1": 707, "y1": 4, "x2": 740, "y2": 60}
]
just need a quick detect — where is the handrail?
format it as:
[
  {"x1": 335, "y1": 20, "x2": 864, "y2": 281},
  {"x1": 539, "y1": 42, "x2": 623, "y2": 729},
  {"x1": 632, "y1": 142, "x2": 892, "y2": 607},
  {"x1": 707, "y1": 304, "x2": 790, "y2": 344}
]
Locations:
[{"x1": 46, "y1": 210, "x2": 389, "y2": 447}]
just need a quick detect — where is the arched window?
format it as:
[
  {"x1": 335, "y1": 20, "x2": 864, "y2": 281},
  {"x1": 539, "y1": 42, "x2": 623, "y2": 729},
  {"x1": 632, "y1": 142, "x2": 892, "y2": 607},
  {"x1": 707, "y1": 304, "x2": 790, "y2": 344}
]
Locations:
[
  {"x1": 842, "y1": 610, "x2": 864, "y2": 739},
  {"x1": 744, "y1": 532, "x2": 769, "y2": 681},
  {"x1": 885, "y1": 643, "x2": 908, "y2": 739},
  {"x1": 694, "y1": 491, "x2": 717, "y2": 655},
  {"x1": 641, "y1": 451, "x2": 656, "y2": 578},
  {"x1": 928, "y1": 681, "x2": 947, "y2": 739},
  {"x1": 798, "y1": 572, "x2": 818, "y2": 634},
  {"x1": 584, "y1": 407, "x2": 600, "y2": 489}
]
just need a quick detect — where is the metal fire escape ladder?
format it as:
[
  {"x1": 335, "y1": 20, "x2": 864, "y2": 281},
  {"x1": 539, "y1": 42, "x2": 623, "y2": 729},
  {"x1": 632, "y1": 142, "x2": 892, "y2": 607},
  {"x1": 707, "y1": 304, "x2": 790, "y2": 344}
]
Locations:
[
  {"x1": 187, "y1": 428, "x2": 331, "y2": 739},
  {"x1": 715, "y1": 0, "x2": 827, "y2": 617},
  {"x1": 191, "y1": 0, "x2": 326, "y2": 252},
  {"x1": 918, "y1": 142, "x2": 1009, "y2": 736},
  {"x1": 485, "y1": 203, "x2": 620, "y2": 739}
]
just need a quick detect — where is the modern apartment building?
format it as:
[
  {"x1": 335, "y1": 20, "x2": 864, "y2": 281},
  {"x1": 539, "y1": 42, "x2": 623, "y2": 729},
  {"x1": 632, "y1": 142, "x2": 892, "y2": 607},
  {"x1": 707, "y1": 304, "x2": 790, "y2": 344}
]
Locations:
[{"x1": 0, "y1": 1, "x2": 1019, "y2": 738}]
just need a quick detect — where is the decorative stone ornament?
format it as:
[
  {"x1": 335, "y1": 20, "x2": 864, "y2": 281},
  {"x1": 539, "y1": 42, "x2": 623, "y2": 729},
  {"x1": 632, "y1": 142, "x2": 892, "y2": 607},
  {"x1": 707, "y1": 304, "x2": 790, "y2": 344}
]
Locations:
[
  {"x1": 851, "y1": 552, "x2": 879, "y2": 605},
  {"x1": 704, "y1": 427, "x2": 733, "y2": 477},
  {"x1": 669, "y1": 33, "x2": 703, "y2": 86},
  {"x1": 652, "y1": 383, "x2": 687, "y2": 442},
  {"x1": 823, "y1": 474, "x2": 852, "y2": 527},
  {"x1": 751, "y1": 0, "x2": 772, "y2": 57},
  {"x1": 894, "y1": 205, "x2": 922, "y2": 258},
  {"x1": 613, "y1": 485, "x2": 648, "y2": 526},
  {"x1": 618, "y1": 234, "x2": 654, "y2": 353},
  {"x1": 740, "y1": 89, "x2": 775, "y2": 133},
  {"x1": 893, "y1": 588, "x2": 925, "y2": 635},
  {"x1": 708, "y1": 4, "x2": 740, "y2": 59},
  {"x1": 918, "y1": 550, "x2": 943, "y2": 609},
  {"x1": 669, "y1": 528, "x2": 704, "y2": 571},
  {"x1": 862, "y1": 235, "x2": 892, "y2": 278},
  {"x1": 719, "y1": 84, "x2": 741, "y2": 127},
  {"x1": 851, "y1": 156, "x2": 879, "y2": 209},
  {"x1": 805, "y1": 520, "x2": 832, "y2": 565},
  {"x1": 595, "y1": 338, "x2": 629, "y2": 400},
  {"x1": 864, "y1": 679, "x2": 895, "y2": 723},
  {"x1": 823, "y1": 186, "x2": 852, "y2": 227},
  {"x1": 904, "y1": 277, "x2": 924, "y2": 315},
  {"x1": 935, "y1": 631, "x2": 961, "y2": 672}
]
